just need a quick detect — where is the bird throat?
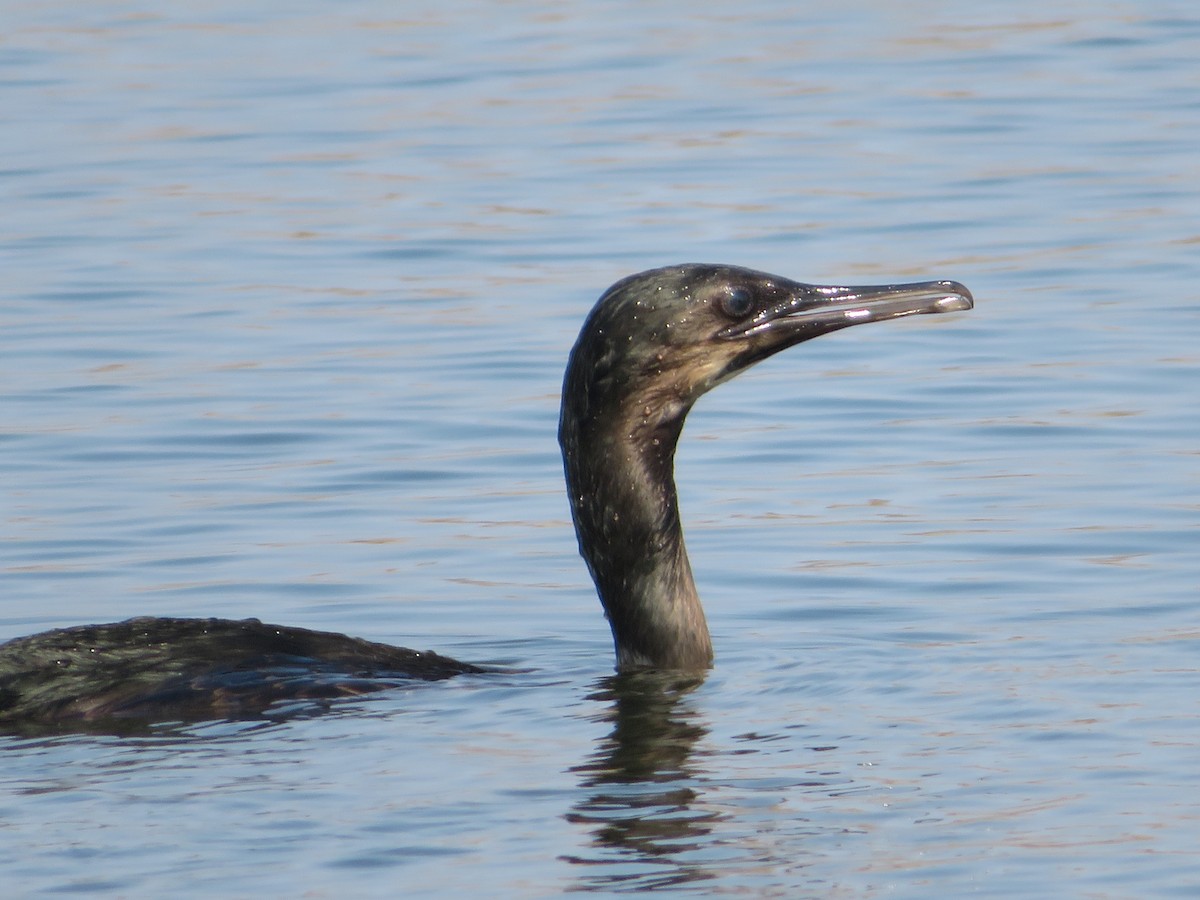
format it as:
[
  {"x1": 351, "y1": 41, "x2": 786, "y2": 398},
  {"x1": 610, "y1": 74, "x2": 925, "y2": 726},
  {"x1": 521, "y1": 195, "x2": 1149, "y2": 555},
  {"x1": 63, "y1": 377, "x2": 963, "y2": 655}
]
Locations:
[{"x1": 562, "y1": 390, "x2": 713, "y2": 670}]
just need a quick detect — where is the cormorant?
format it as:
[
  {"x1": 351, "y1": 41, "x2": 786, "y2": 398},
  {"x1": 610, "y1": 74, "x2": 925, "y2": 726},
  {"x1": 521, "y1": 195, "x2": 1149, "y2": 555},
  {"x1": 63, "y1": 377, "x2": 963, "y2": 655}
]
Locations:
[{"x1": 0, "y1": 264, "x2": 972, "y2": 727}]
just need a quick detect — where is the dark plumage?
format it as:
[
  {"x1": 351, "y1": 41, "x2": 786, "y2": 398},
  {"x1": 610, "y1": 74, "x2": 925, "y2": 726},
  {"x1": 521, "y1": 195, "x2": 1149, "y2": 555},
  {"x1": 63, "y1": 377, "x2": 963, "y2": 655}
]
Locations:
[
  {"x1": 0, "y1": 617, "x2": 478, "y2": 729},
  {"x1": 0, "y1": 264, "x2": 972, "y2": 729},
  {"x1": 560, "y1": 264, "x2": 972, "y2": 669}
]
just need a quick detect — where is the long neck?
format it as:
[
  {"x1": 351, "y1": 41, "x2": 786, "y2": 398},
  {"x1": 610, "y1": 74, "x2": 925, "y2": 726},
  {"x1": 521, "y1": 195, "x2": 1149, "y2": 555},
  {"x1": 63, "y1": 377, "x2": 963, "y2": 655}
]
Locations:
[{"x1": 560, "y1": 380, "x2": 713, "y2": 671}]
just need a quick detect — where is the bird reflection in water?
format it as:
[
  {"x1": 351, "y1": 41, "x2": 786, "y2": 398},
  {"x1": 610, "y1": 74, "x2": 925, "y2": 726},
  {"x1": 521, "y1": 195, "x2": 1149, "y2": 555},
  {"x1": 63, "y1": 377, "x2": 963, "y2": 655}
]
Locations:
[{"x1": 563, "y1": 672, "x2": 719, "y2": 891}]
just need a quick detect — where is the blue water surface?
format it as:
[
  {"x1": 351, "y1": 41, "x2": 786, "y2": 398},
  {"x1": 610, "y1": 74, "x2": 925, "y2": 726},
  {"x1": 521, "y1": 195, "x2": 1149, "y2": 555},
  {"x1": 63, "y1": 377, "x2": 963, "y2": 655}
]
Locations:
[{"x1": 3, "y1": 1, "x2": 1199, "y2": 896}]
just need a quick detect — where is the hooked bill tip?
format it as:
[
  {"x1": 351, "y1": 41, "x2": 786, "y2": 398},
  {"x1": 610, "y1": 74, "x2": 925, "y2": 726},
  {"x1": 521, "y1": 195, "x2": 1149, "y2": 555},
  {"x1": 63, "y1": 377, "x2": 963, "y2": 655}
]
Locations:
[
  {"x1": 935, "y1": 293, "x2": 973, "y2": 313},
  {"x1": 935, "y1": 280, "x2": 974, "y2": 311}
]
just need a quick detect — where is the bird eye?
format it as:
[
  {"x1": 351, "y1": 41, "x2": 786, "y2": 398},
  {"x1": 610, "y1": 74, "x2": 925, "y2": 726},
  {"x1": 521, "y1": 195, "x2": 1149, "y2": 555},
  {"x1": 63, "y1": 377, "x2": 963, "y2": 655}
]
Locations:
[{"x1": 719, "y1": 288, "x2": 754, "y2": 319}]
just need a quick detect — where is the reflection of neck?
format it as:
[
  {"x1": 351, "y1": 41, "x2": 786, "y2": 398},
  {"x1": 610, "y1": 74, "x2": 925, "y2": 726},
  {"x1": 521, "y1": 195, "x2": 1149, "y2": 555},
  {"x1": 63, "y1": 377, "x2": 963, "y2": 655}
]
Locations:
[
  {"x1": 568, "y1": 672, "x2": 710, "y2": 889},
  {"x1": 595, "y1": 671, "x2": 707, "y2": 780}
]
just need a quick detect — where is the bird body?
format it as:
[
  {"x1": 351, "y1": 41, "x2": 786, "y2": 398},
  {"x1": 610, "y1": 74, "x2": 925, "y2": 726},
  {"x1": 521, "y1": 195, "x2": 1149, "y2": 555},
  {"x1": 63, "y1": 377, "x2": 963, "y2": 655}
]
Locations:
[
  {"x1": 0, "y1": 264, "x2": 972, "y2": 728},
  {"x1": 0, "y1": 617, "x2": 478, "y2": 726}
]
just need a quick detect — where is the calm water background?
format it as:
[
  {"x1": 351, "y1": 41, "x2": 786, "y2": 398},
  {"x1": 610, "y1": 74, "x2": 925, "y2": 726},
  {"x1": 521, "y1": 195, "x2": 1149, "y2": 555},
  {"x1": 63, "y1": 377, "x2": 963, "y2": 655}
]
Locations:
[{"x1": 3, "y1": 0, "x2": 1198, "y2": 896}]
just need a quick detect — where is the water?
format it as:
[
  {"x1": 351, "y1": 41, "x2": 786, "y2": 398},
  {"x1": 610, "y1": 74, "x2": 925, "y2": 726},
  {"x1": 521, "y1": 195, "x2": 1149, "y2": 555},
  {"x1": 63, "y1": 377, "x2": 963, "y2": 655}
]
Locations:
[{"x1": 3, "y1": 0, "x2": 1198, "y2": 895}]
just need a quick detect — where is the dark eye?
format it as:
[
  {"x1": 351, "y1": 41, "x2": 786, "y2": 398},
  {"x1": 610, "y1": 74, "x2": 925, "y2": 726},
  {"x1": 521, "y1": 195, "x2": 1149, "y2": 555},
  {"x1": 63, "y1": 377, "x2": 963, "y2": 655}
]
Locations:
[{"x1": 719, "y1": 287, "x2": 754, "y2": 319}]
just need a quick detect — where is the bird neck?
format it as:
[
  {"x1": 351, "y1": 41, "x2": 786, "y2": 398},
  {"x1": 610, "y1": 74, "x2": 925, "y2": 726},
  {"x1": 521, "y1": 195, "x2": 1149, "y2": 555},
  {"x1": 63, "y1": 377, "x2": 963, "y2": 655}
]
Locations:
[{"x1": 560, "y1": 389, "x2": 713, "y2": 671}]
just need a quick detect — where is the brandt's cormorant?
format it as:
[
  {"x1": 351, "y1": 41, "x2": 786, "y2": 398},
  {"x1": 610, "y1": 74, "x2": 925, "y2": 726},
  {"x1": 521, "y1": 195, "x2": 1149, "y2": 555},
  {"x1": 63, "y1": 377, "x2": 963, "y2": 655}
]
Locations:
[{"x1": 0, "y1": 264, "x2": 972, "y2": 728}]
